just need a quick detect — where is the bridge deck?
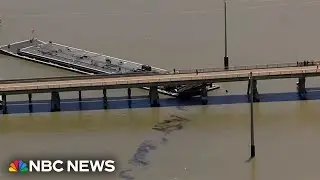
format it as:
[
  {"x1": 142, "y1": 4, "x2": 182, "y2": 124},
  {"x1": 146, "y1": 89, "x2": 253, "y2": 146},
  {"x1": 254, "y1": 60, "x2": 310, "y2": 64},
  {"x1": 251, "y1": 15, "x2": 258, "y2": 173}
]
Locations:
[{"x1": 0, "y1": 65, "x2": 319, "y2": 95}]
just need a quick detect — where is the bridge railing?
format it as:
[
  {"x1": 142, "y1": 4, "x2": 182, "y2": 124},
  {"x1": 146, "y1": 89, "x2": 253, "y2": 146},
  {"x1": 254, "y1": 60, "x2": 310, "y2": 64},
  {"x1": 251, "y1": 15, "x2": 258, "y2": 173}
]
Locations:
[
  {"x1": 1, "y1": 69, "x2": 320, "y2": 92},
  {"x1": 174, "y1": 61, "x2": 319, "y2": 74},
  {"x1": 0, "y1": 61, "x2": 318, "y2": 84},
  {"x1": 0, "y1": 71, "x2": 161, "y2": 84}
]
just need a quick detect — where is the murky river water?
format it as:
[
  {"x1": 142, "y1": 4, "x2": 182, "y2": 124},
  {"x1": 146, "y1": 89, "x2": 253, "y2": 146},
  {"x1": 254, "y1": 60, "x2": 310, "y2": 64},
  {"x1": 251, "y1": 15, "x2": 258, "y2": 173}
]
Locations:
[{"x1": 1, "y1": 0, "x2": 320, "y2": 179}]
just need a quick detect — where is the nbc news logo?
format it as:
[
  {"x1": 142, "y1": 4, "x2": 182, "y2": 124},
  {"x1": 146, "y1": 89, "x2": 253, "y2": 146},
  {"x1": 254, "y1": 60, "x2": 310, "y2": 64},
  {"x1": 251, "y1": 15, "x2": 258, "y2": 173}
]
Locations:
[{"x1": 9, "y1": 159, "x2": 116, "y2": 173}]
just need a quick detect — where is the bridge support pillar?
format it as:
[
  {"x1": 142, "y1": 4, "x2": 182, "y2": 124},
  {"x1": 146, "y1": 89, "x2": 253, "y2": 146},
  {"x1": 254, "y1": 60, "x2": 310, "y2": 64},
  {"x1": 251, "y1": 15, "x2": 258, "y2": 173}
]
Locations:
[
  {"x1": 78, "y1": 91, "x2": 82, "y2": 101},
  {"x1": 128, "y1": 88, "x2": 132, "y2": 99},
  {"x1": 149, "y1": 86, "x2": 160, "y2": 107},
  {"x1": 28, "y1": 94, "x2": 33, "y2": 113},
  {"x1": 224, "y1": 57, "x2": 229, "y2": 70},
  {"x1": 103, "y1": 88, "x2": 108, "y2": 109},
  {"x1": 2, "y1": 94, "x2": 8, "y2": 114},
  {"x1": 51, "y1": 92, "x2": 61, "y2": 112},
  {"x1": 200, "y1": 85, "x2": 208, "y2": 105},
  {"x1": 28, "y1": 94, "x2": 32, "y2": 104},
  {"x1": 127, "y1": 88, "x2": 132, "y2": 108},
  {"x1": 297, "y1": 77, "x2": 307, "y2": 99},
  {"x1": 247, "y1": 78, "x2": 260, "y2": 102}
]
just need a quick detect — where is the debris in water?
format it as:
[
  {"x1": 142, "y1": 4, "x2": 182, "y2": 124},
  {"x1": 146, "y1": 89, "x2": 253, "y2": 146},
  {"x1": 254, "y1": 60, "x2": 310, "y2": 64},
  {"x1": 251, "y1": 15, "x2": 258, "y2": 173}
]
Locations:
[
  {"x1": 118, "y1": 169, "x2": 134, "y2": 180},
  {"x1": 152, "y1": 114, "x2": 190, "y2": 134},
  {"x1": 119, "y1": 114, "x2": 192, "y2": 180}
]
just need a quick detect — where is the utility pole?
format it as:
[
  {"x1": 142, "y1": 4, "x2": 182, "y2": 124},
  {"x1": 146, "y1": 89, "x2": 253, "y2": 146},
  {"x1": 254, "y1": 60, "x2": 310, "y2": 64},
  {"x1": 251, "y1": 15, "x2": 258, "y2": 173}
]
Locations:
[
  {"x1": 249, "y1": 72, "x2": 255, "y2": 158},
  {"x1": 224, "y1": 0, "x2": 229, "y2": 70}
]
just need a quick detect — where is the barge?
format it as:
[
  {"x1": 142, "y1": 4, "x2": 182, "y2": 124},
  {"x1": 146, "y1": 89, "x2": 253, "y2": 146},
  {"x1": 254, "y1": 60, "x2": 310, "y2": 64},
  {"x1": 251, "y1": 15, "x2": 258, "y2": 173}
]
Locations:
[{"x1": 0, "y1": 38, "x2": 220, "y2": 98}]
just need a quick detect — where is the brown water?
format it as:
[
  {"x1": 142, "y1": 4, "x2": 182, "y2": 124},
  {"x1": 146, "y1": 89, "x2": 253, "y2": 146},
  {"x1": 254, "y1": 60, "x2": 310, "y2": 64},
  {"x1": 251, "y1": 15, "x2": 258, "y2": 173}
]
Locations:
[{"x1": 1, "y1": 0, "x2": 320, "y2": 179}]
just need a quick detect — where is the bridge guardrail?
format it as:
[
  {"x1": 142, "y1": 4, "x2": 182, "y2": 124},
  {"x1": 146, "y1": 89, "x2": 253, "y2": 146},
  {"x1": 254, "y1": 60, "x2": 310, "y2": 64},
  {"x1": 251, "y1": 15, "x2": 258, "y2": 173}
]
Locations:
[
  {"x1": 1, "y1": 69, "x2": 320, "y2": 92},
  {"x1": 174, "y1": 61, "x2": 319, "y2": 74},
  {"x1": 0, "y1": 61, "x2": 318, "y2": 85},
  {"x1": 0, "y1": 71, "x2": 162, "y2": 84}
]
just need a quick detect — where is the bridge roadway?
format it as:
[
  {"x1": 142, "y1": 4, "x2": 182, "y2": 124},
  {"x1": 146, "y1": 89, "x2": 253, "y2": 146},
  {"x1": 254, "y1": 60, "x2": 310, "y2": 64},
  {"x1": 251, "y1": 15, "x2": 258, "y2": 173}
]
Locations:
[{"x1": 0, "y1": 64, "x2": 319, "y2": 95}]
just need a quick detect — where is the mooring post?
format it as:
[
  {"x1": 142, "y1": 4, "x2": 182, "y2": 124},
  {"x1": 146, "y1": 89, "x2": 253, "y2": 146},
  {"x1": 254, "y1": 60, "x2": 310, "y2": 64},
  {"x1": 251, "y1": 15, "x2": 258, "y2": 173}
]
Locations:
[
  {"x1": 103, "y1": 88, "x2": 107, "y2": 109},
  {"x1": 249, "y1": 72, "x2": 256, "y2": 158},
  {"x1": 2, "y1": 94, "x2": 8, "y2": 114},
  {"x1": 78, "y1": 91, "x2": 82, "y2": 102},
  {"x1": 149, "y1": 86, "x2": 160, "y2": 107},
  {"x1": 51, "y1": 92, "x2": 61, "y2": 112}
]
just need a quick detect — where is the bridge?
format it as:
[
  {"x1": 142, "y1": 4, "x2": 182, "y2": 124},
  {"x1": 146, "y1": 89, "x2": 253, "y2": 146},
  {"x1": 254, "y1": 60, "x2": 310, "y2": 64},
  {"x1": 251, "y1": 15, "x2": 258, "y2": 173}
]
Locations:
[{"x1": 0, "y1": 61, "x2": 319, "y2": 113}]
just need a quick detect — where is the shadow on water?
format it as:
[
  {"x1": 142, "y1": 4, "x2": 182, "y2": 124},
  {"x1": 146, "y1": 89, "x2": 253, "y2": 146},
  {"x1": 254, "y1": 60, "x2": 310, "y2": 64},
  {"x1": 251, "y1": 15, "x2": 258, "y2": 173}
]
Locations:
[
  {"x1": 118, "y1": 114, "x2": 191, "y2": 180},
  {"x1": 1, "y1": 88, "x2": 320, "y2": 115}
]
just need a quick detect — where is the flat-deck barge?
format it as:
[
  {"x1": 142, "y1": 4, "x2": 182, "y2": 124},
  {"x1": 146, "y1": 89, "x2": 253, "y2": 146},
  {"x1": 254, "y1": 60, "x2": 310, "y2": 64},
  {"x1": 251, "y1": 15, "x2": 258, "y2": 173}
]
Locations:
[{"x1": 0, "y1": 38, "x2": 220, "y2": 98}]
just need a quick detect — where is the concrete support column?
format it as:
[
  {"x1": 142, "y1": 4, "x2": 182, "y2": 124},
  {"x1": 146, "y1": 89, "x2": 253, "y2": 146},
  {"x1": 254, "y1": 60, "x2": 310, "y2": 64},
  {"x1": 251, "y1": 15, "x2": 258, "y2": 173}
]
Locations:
[
  {"x1": 2, "y1": 94, "x2": 8, "y2": 114},
  {"x1": 28, "y1": 94, "x2": 33, "y2": 113},
  {"x1": 149, "y1": 86, "x2": 160, "y2": 107},
  {"x1": 247, "y1": 79, "x2": 260, "y2": 102},
  {"x1": 200, "y1": 86, "x2": 208, "y2": 105},
  {"x1": 128, "y1": 88, "x2": 132, "y2": 99},
  {"x1": 128, "y1": 88, "x2": 132, "y2": 108},
  {"x1": 297, "y1": 77, "x2": 307, "y2": 99},
  {"x1": 78, "y1": 91, "x2": 82, "y2": 110},
  {"x1": 78, "y1": 91, "x2": 82, "y2": 101},
  {"x1": 28, "y1": 94, "x2": 32, "y2": 104},
  {"x1": 51, "y1": 92, "x2": 61, "y2": 112},
  {"x1": 103, "y1": 88, "x2": 107, "y2": 109}
]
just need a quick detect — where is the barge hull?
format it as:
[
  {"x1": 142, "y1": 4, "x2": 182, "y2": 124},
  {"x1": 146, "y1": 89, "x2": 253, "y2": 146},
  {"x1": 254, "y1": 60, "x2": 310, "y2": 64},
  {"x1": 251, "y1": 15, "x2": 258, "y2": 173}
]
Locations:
[{"x1": 0, "y1": 39, "x2": 220, "y2": 98}]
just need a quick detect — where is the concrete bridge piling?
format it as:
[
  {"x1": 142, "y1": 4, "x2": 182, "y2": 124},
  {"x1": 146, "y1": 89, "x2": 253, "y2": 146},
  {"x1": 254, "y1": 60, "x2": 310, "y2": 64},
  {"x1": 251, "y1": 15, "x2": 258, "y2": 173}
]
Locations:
[
  {"x1": 28, "y1": 94, "x2": 32, "y2": 104},
  {"x1": 51, "y1": 92, "x2": 61, "y2": 112},
  {"x1": 297, "y1": 77, "x2": 307, "y2": 99},
  {"x1": 103, "y1": 88, "x2": 108, "y2": 109},
  {"x1": 78, "y1": 91, "x2": 82, "y2": 110},
  {"x1": 149, "y1": 86, "x2": 160, "y2": 107},
  {"x1": 127, "y1": 88, "x2": 132, "y2": 99},
  {"x1": 2, "y1": 94, "x2": 7, "y2": 114},
  {"x1": 127, "y1": 88, "x2": 132, "y2": 108},
  {"x1": 247, "y1": 74, "x2": 260, "y2": 102},
  {"x1": 28, "y1": 93, "x2": 33, "y2": 112},
  {"x1": 78, "y1": 91, "x2": 82, "y2": 101},
  {"x1": 201, "y1": 84, "x2": 208, "y2": 105}
]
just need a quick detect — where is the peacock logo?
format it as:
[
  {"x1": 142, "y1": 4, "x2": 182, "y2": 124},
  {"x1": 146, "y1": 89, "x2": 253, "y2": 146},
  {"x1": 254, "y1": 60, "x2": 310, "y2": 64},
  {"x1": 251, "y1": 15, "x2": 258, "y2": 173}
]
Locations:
[{"x1": 9, "y1": 160, "x2": 29, "y2": 173}]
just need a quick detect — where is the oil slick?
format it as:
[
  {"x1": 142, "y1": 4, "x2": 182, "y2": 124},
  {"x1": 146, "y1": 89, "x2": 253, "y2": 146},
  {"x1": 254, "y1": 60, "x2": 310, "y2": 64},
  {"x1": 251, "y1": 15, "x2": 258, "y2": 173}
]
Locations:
[
  {"x1": 152, "y1": 115, "x2": 190, "y2": 134},
  {"x1": 118, "y1": 114, "x2": 191, "y2": 180}
]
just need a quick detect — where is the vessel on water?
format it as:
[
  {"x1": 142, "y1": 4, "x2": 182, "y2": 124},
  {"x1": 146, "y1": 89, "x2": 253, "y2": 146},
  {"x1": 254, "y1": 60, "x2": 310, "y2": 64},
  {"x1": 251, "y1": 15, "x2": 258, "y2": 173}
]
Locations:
[{"x1": 0, "y1": 38, "x2": 220, "y2": 98}]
